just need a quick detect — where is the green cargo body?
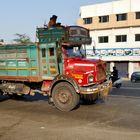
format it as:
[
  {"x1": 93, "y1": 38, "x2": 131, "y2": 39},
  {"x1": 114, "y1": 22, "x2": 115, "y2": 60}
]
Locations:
[
  {"x1": 0, "y1": 42, "x2": 59, "y2": 82},
  {"x1": 0, "y1": 44, "x2": 41, "y2": 82}
]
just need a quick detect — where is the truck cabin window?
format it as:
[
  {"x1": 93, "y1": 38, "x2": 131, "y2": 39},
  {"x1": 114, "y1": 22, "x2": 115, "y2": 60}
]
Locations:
[
  {"x1": 49, "y1": 48, "x2": 54, "y2": 56},
  {"x1": 42, "y1": 48, "x2": 46, "y2": 57},
  {"x1": 63, "y1": 46, "x2": 85, "y2": 58}
]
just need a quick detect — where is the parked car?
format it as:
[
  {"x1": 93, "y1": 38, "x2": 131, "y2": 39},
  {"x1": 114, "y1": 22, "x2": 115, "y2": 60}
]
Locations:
[{"x1": 131, "y1": 71, "x2": 140, "y2": 82}]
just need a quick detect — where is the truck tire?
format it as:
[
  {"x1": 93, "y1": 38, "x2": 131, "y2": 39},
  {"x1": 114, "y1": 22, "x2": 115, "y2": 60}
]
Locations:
[{"x1": 52, "y1": 82, "x2": 80, "y2": 111}]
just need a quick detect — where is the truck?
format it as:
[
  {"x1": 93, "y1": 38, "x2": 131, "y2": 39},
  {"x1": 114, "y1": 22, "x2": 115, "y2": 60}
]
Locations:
[{"x1": 0, "y1": 24, "x2": 112, "y2": 111}]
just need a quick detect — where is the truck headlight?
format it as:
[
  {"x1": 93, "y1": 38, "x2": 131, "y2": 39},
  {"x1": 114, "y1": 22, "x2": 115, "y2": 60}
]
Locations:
[{"x1": 88, "y1": 75, "x2": 94, "y2": 83}]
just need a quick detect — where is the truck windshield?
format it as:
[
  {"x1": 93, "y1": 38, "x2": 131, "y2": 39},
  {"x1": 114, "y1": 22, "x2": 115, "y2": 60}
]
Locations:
[{"x1": 64, "y1": 46, "x2": 86, "y2": 58}]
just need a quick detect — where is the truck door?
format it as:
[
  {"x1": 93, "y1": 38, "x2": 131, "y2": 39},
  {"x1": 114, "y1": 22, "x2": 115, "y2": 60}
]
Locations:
[{"x1": 40, "y1": 43, "x2": 59, "y2": 79}]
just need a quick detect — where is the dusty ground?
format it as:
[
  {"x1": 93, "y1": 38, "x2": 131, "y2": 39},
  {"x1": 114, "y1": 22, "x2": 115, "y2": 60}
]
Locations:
[{"x1": 0, "y1": 80, "x2": 140, "y2": 140}]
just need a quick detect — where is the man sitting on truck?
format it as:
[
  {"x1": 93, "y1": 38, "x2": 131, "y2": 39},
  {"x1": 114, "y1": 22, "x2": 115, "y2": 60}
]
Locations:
[{"x1": 48, "y1": 15, "x2": 57, "y2": 28}]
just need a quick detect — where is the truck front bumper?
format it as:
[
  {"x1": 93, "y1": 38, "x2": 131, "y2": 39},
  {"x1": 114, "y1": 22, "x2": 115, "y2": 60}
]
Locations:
[{"x1": 79, "y1": 80, "x2": 112, "y2": 97}]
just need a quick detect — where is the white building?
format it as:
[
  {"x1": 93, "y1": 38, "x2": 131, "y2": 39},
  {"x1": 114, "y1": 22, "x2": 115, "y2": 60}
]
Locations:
[{"x1": 77, "y1": 0, "x2": 140, "y2": 78}]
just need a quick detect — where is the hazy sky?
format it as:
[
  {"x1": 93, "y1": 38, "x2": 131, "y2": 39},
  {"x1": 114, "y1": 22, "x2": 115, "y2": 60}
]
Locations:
[{"x1": 0, "y1": 0, "x2": 113, "y2": 43}]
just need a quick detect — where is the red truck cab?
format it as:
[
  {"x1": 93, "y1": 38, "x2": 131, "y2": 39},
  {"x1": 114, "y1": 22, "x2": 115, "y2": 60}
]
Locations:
[{"x1": 46, "y1": 26, "x2": 112, "y2": 111}]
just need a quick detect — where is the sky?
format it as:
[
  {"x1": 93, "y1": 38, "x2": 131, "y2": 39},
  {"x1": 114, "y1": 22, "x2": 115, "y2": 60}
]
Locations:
[{"x1": 0, "y1": 0, "x2": 113, "y2": 43}]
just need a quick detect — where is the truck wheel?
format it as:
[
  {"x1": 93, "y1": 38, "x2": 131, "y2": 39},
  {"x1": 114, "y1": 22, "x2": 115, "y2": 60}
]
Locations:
[{"x1": 52, "y1": 82, "x2": 80, "y2": 111}]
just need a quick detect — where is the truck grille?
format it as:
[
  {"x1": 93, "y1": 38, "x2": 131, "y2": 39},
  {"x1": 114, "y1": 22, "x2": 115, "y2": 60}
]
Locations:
[{"x1": 96, "y1": 64, "x2": 106, "y2": 81}]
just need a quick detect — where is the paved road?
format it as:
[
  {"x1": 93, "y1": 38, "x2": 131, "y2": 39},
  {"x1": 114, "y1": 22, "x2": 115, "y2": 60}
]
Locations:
[
  {"x1": 0, "y1": 80, "x2": 140, "y2": 140},
  {"x1": 111, "y1": 80, "x2": 140, "y2": 97}
]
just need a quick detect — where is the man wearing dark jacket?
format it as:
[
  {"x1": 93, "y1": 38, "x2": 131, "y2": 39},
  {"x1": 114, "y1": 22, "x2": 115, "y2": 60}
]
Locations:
[{"x1": 111, "y1": 66, "x2": 118, "y2": 82}]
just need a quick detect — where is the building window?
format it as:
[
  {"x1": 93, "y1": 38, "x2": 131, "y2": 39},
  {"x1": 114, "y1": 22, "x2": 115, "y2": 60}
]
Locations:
[
  {"x1": 116, "y1": 35, "x2": 127, "y2": 42},
  {"x1": 116, "y1": 13, "x2": 127, "y2": 21},
  {"x1": 98, "y1": 36, "x2": 108, "y2": 43},
  {"x1": 135, "y1": 34, "x2": 140, "y2": 41},
  {"x1": 99, "y1": 15, "x2": 109, "y2": 23},
  {"x1": 136, "y1": 12, "x2": 140, "y2": 19},
  {"x1": 83, "y1": 17, "x2": 92, "y2": 24}
]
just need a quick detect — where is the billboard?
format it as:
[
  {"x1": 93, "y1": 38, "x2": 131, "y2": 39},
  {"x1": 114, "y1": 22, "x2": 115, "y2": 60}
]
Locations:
[{"x1": 86, "y1": 48, "x2": 140, "y2": 57}]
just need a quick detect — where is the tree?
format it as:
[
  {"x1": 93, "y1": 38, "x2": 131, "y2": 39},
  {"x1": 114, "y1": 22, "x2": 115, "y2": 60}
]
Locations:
[
  {"x1": 13, "y1": 33, "x2": 32, "y2": 44},
  {"x1": 0, "y1": 39, "x2": 4, "y2": 45}
]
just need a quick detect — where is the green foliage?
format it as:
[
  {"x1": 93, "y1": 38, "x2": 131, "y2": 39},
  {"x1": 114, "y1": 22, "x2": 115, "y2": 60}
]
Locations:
[
  {"x1": 0, "y1": 39, "x2": 4, "y2": 42},
  {"x1": 0, "y1": 39, "x2": 4, "y2": 45},
  {"x1": 13, "y1": 33, "x2": 32, "y2": 44}
]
